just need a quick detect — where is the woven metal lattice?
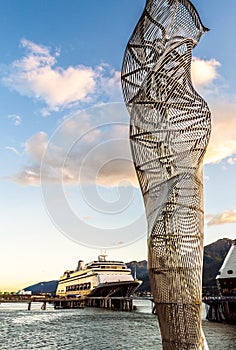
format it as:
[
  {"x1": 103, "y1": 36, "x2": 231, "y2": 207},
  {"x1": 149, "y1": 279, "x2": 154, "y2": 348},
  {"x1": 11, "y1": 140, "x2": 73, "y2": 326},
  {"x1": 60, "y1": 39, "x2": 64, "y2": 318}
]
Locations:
[{"x1": 121, "y1": 1, "x2": 211, "y2": 349}]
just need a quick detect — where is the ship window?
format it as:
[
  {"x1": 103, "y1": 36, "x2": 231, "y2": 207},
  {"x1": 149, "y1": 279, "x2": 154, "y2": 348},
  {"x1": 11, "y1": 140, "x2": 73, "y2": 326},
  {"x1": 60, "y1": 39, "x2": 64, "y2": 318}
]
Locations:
[{"x1": 227, "y1": 270, "x2": 233, "y2": 275}]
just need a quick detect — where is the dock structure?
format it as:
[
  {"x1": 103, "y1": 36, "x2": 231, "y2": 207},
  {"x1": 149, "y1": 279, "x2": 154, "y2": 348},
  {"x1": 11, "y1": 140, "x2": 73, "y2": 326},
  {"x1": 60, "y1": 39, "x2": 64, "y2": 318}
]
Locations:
[
  {"x1": 0, "y1": 294, "x2": 135, "y2": 312},
  {"x1": 0, "y1": 295, "x2": 85, "y2": 310},
  {"x1": 203, "y1": 296, "x2": 236, "y2": 323},
  {"x1": 54, "y1": 298, "x2": 85, "y2": 309}
]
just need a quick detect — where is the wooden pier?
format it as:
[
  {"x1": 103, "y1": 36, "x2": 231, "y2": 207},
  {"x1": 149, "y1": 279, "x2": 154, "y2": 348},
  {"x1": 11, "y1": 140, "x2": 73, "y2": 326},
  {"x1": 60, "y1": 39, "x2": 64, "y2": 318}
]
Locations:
[
  {"x1": 0, "y1": 295, "x2": 85, "y2": 310},
  {"x1": 203, "y1": 296, "x2": 236, "y2": 323},
  {"x1": 0, "y1": 294, "x2": 135, "y2": 312}
]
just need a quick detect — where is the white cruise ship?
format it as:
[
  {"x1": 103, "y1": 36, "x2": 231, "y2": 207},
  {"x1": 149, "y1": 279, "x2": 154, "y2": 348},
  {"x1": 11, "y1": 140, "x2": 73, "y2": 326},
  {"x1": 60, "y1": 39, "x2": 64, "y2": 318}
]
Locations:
[{"x1": 56, "y1": 255, "x2": 141, "y2": 298}]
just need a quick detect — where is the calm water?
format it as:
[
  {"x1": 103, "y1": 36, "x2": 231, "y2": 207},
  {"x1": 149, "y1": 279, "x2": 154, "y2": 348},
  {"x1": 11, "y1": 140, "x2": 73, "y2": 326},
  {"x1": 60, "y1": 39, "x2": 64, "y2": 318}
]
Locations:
[{"x1": 0, "y1": 300, "x2": 235, "y2": 349}]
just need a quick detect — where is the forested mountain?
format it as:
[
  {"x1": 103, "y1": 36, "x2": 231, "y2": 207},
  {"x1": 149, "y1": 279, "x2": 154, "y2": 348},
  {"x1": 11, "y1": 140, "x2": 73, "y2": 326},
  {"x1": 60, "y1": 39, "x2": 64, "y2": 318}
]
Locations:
[{"x1": 24, "y1": 280, "x2": 58, "y2": 296}]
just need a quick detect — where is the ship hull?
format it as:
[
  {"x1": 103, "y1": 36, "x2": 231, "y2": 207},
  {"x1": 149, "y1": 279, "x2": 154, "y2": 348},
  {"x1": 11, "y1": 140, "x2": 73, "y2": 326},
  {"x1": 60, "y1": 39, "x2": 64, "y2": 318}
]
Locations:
[{"x1": 88, "y1": 280, "x2": 140, "y2": 298}]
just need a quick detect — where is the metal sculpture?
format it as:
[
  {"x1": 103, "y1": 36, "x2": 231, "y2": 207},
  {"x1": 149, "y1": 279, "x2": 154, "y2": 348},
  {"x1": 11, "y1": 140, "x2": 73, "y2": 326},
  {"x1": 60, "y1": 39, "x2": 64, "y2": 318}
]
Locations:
[{"x1": 121, "y1": 0, "x2": 211, "y2": 349}]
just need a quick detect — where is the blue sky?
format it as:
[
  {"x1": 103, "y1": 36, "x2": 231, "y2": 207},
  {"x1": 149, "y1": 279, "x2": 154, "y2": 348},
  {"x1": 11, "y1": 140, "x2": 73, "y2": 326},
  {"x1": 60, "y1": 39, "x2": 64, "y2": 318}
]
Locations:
[{"x1": 0, "y1": 0, "x2": 236, "y2": 291}]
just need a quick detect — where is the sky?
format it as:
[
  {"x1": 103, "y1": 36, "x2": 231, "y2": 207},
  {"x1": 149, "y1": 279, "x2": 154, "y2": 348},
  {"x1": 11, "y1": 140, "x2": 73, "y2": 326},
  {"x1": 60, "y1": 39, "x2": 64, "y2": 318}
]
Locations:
[{"x1": 0, "y1": 0, "x2": 236, "y2": 291}]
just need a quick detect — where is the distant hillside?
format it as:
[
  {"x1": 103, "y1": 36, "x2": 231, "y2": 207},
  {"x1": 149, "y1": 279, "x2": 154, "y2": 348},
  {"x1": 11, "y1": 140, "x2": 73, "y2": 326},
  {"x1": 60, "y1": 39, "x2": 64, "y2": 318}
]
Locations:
[
  {"x1": 24, "y1": 280, "x2": 58, "y2": 296},
  {"x1": 24, "y1": 238, "x2": 233, "y2": 295},
  {"x1": 127, "y1": 260, "x2": 149, "y2": 292}
]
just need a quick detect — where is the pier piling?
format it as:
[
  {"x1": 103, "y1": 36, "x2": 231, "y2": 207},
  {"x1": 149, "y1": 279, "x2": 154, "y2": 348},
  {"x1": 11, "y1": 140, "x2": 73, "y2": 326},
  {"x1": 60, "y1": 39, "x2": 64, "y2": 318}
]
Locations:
[
  {"x1": 41, "y1": 302, "x2": 46, "y2": 310},
  {"x1": 85, "y1": 297, "x2": 134, "y2": 311}
]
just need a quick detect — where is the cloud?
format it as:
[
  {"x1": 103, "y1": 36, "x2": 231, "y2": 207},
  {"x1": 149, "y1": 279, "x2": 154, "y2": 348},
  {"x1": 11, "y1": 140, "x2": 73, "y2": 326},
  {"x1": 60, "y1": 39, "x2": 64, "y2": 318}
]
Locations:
[
  {"x1": 11, "y1": 104, "x2": 139, "y2": 187},
  {"x1": 190, "y1": 58, "x2": 236, "y2": 166},
  {"x1": 191, "y1": 57, "x2": 220, "y2": 88},
  {"x1": 12, "y1": 168, "x2": 41, "y2": 185},
  {"x1": 5, "y1": 146, "x2": 21, "y2": 156},
  {"x1": 207, "y1": 210, "x2": 236, "y2": 226},
  {"x1": 25, "y1": 131, "x2": 48, "y2": 162},
  {"x1": 204, "y1": 99, "x2": 236, "y2": 164},
  {"x1": 2, "y1": 39, "x2": 121, "y2": 113},
  {"x1": 228, "y1": 157, "x2": 236, "y2": 165},
  {"x1": 99, "y1": 67, "x2": 122, "y2": 101},
  {"x1": 8, "y1": 114, "x2": 22, "y2": 126}
]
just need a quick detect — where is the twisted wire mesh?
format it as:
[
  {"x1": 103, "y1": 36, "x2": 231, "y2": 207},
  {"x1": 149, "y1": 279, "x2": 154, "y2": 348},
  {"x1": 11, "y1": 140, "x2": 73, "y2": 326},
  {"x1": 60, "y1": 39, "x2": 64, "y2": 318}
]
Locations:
[{"x1": 121, "y1": 1, "x2": 211, "y2": 349}]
